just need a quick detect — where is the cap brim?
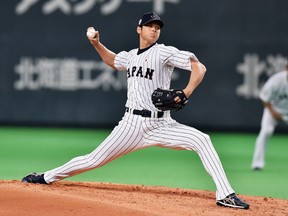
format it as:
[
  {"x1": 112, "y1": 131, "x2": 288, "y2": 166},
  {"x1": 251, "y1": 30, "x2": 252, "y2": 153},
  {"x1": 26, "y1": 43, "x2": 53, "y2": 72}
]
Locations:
[{"x1": 142, "y1": 19, "x2": 164, "y2": 28}]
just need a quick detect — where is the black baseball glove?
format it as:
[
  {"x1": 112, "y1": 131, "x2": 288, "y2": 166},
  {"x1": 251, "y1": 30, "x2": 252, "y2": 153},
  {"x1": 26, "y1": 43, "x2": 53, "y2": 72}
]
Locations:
[{"x1": 151, "y1": 88, "x2": 189, "y2": 111}]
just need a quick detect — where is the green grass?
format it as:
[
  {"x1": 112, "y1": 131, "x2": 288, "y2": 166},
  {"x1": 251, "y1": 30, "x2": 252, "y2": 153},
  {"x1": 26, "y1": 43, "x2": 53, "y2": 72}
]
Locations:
[{"x1": 0, "y1": 127, "x2": 287, "y2": 199}]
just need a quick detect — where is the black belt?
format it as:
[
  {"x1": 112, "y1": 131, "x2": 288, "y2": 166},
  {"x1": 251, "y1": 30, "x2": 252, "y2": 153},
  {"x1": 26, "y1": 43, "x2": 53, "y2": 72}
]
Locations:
[{"x1": 125, "y1": 107, "x2": 164, "y2": 118}]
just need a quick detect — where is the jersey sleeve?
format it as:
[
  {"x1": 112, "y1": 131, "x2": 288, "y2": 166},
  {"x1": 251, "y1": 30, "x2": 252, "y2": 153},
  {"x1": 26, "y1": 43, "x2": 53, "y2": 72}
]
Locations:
[
  {"x1": 114, "y1": 51, "x2": 129, "y2": 71},
  {"x1": 159, "y1": 44, "x2": 198, "y2": 71},
  {"x1": 259, "y1": 75, "x2": 276, "y2": 102}
]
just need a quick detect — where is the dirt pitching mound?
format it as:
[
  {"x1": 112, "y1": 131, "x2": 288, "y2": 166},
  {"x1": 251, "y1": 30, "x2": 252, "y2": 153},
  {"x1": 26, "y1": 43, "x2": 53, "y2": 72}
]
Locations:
[{"x1": 0, "y1": 180, "x2": 287, "y2": 216}]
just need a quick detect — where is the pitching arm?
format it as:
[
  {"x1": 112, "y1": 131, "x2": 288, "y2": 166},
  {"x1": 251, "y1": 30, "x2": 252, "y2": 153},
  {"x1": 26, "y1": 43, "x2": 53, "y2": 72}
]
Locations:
[{"x1": 87, "y1": 27, "x2": 117, "y2": 70}]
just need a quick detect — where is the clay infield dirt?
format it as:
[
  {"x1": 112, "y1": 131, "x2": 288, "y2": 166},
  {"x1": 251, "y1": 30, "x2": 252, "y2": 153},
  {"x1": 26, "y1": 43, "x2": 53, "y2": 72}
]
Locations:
[{"x1": 0, "y1": 180, "x2": 287, "y2": 216}]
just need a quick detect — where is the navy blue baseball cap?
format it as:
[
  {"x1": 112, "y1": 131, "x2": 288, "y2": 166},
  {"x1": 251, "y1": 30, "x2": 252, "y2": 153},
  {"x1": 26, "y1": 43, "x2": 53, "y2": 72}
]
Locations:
[{"x1": 138, "y1": 12, "x2": 164, "y2": 28}]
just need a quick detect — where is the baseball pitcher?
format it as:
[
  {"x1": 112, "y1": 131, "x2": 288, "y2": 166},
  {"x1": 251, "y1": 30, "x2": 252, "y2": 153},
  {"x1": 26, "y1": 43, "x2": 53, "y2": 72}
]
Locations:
[{"x1": 22, "y1": 12, "x2": 249, "y2": 209}]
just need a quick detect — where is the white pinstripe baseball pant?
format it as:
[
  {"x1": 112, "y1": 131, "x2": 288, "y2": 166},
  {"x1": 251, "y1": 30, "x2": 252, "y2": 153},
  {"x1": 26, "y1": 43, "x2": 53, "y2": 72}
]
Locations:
[{"x1": 44, "y1": 111, "x2": 234, "y2": 200}]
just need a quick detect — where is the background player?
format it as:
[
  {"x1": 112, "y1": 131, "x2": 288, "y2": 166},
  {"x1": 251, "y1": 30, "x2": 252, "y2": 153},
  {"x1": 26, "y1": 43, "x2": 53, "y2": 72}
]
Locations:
[
  {"x1": 22, "y1": 12, "x2": 249, "y2": 209},
  {"x1": 252, "y1": 63, "x2": 288, "y2": 170}
]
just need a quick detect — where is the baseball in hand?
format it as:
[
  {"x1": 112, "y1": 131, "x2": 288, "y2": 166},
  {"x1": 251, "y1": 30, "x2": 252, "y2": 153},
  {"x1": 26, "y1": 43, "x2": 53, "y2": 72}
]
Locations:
[{"x1": 86, "y1": 27, "x2": 96, "y2": 39}]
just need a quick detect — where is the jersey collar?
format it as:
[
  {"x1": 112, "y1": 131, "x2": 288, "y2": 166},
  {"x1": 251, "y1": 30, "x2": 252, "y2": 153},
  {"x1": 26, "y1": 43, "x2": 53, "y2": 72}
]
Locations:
[{"x1": 137, "y1": 43, "x2": 156, "y2": 55}]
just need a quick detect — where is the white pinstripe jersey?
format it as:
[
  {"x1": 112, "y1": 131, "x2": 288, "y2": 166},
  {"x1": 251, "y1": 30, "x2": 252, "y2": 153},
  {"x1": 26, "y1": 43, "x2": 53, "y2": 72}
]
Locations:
[
  {"x1": 114, "y1": 43, "x2": 198, "y2": 111},
  {"x1": 259, "y1": 71, "x2": 288, "y2": 115}
]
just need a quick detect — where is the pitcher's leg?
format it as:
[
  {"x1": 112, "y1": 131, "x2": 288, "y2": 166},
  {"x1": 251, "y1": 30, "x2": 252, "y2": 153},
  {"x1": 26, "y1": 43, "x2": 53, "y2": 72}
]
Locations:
[
  {"x1": 44, "y1": 115, "x2": 143, "y2": 183},
  {"x1": 203, "y1": 138, "x2": 234, "y2": 200},
  {"x1": 187, "y1": 129, "x2": 234, "y2": 200},
  {"x1": 147, "y1": 122, "x2": 234, "y2": 200}
]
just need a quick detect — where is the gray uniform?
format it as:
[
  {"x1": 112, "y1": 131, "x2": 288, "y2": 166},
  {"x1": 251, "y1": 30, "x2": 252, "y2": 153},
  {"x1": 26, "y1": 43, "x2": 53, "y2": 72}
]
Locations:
[{"x1": 252, "y1": 70, "x2": 288, "y2": 169}]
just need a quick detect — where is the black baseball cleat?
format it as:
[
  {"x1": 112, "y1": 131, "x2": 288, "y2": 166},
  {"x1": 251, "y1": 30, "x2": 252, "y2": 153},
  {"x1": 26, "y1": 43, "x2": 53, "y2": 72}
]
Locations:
[
  {"x1": 216, "y1": 193, "x2": 249, "y2": 209},
  {"x1": 21, "y1": 173, "x2": 48, "y2": 184}
]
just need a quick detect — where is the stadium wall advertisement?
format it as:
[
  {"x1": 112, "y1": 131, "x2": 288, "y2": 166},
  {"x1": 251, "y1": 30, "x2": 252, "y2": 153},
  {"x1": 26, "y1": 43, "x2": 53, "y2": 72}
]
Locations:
[{"x1": 1, "y1": 0, "x2": 287, "y2": 131}]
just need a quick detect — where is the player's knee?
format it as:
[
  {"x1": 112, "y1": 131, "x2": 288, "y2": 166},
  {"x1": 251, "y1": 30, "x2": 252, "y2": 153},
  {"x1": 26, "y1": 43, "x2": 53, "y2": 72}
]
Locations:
[
  {"x1": 200, "y1": 132, "x2": 211, "y2": 143},
  {"x1": 187, "y1": 132, "x2": 212, "y2": 150}
]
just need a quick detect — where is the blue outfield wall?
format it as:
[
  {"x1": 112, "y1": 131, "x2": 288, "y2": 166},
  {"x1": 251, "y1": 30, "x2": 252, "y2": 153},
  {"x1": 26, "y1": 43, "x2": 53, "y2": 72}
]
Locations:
[{"x1": 0, "y1": 1, "x2": 287, "y2": 131}]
